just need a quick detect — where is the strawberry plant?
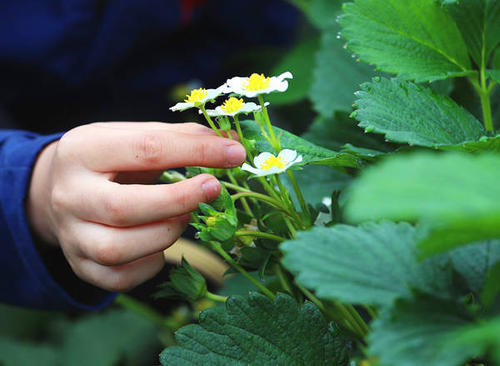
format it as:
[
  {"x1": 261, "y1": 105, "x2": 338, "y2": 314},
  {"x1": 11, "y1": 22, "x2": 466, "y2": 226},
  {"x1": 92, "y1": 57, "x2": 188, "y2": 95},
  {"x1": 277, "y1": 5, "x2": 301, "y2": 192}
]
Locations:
[{"x1": 155, "y1": 0, "x2": 500, "y2": 365}]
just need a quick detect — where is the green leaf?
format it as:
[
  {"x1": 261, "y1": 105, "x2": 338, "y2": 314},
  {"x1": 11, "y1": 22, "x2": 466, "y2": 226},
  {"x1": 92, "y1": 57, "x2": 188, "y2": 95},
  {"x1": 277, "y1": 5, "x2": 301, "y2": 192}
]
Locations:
[
  {"x1": 353, "y1": 77, "x2": 485, "y2": 147},
  {"x1": 310, "y1": 26, "x2": 375, "y2": 117},
  {"x1": 344, "y1": 152, "x2": 500, "y2": 255},
  {"x1": 60, "y1": 309, "x2": 159, "y2": 366},
  {"x1": 419, "y1": 218, "x2": 500, "y2": 258},
  {"x1": 340, "y1": 0, "x2": 473, "y2": 82},
  {"x1": 481, "y1": 261, "x2": 500, "y2": 309},
  {"x1": 281, "y1": 221, "x2": 453, "y2": 306},
  {"x1": 267, "y1": 37, "x2": 320, "y2": 106},
  {"x1": 450, "y1": 240, "x2": 500, "y2": 294},
  {"x1": 240, "y1": 120, "x2": 361, "y2": 168},
  {"x1": 302, "y1": 113, "x2": 392, "y2": 153},
  {"x1": 0, "y1": 304, "x2": 56, "y2": 340},
  {"x1": 160, "y1": 293, "x2": 349, "y2": 366},
  {"x1": 429, "y1": 78, "x2": 455, "y2": 96},
  {"x1": 440, "y1": 134, "x2": 500, "y2": 152},
  {"x1": 0, "y1": 338, "x2": 58, "y2": 366},
  {"x1": 369, "y1": 296, "x2": 477, "y2": 366},
  {"x1": 494, "y1": 48, "x2": 500, "y2": 68},
  {"x1": 444, "y1": 0, "x2": 500, "y2": 66},
  {"x1": 486, "y1": 69, "x2": 500, "y2": 83},
  {"x1": 447, "y1": 316, "x2": 500, "y2": 363}
]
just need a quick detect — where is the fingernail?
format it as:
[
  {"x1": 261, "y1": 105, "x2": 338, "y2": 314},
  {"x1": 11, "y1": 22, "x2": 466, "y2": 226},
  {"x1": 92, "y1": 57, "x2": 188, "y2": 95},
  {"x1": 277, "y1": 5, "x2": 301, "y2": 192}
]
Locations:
[
  {"x1": 202, "y1": 179, "x2": 221, "y2": 201},
  {"x1": 225, "y1": 143, "x2": 246, "y2": 167}
]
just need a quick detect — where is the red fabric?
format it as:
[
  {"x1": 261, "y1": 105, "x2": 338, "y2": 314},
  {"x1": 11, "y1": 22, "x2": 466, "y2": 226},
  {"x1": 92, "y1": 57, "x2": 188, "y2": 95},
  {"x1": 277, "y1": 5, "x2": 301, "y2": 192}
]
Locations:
[{"x1": 180, "y1": 0, "x2": 206, "y2": 24}]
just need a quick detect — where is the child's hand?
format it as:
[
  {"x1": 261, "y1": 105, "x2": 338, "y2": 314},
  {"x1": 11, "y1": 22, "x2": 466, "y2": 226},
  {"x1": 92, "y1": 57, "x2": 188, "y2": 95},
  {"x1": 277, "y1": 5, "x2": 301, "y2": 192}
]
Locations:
[{"x1": 27, "y1": 122, "x2": 246, "y2": 292}]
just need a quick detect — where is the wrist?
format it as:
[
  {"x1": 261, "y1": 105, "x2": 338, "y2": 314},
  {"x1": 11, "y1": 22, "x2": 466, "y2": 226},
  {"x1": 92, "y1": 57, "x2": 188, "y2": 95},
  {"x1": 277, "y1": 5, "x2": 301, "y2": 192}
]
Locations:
[{"x1": 26, "y1": 140, "x2": 59, "y2": 246}]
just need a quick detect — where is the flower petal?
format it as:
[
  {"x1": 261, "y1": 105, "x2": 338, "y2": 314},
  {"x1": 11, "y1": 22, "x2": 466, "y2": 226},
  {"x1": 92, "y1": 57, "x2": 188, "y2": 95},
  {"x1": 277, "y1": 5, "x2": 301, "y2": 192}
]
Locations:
[
  {"x1": 278, "y1": 71, "x2": 293, "y2": 81},
  {"x1": 277, "y1": 149, "x2": 297, "y2": 164},
  {"x1": 294, "y1": 154, "x2": 303, "y2": 164},
  {"x1": 241, "y1": 163, "x2": 267, "y2": 176},
  {"x1": 170, "y1": 102, "x2": 194, "y2": 111}
]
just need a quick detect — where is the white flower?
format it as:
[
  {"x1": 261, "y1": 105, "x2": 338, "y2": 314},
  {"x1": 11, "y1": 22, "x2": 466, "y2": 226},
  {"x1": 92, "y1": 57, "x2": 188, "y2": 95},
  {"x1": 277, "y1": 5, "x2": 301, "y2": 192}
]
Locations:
[
  {"x1": 201, "y1": 97, "x2": 265, "y2": 117},
  {"x1": 221, "y1": 71, "x2": 293, "y2": 98},
  {"x1": 241, "y1": 149, "x2": 303, "y2": 177},
  {"x1": 170, "y1": 87, "x2": 223, "y2": 112}
]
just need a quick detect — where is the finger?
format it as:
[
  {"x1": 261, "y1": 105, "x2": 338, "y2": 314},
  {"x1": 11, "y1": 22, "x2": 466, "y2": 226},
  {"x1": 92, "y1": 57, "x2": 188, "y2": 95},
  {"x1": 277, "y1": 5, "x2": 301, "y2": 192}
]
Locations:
[
  {"x1": 90, "y1": 121, "x2": 216, "y2": 135},
  {"x1": 76, "y1": 217, "x2": 189, "y2": 266},
  {"x1": 74, "y1": 252, "x2": 166, "y2": 292},
  {"x1": 71, "y1": 128, "x2": 245, "y2": 171},
  {"x1": 70, "y1": 174, "x2": 220, "y2": 227},
  {"x1": 91, "y1": 122, "x2": 239, "y2": 140}
]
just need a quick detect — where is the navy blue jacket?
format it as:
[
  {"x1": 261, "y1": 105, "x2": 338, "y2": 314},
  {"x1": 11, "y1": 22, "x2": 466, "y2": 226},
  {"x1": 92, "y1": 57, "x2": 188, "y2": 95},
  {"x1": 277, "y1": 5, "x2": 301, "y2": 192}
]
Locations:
[{"x1": 0, "y1": 0, "x2": 297, "y2": 310}]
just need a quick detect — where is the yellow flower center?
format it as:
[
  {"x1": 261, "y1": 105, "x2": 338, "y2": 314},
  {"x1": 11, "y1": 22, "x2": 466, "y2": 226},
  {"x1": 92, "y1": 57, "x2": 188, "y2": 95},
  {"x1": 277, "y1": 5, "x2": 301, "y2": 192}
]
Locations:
[
  {"x1": 220, "y1": 97, "x2": 245, "y2": 114},
  {"x1": 244, "y1": 73, "x2": 271, "y2": 91},
  {"x1": 259, "y1": 155, "x2": 286, "y2": 171},
  {"x1": 206, "y1": 216, "x2": 217, "y2": 227},
  {"x1": 185, "y1": 88, "x2": 208, "y2": 103}
]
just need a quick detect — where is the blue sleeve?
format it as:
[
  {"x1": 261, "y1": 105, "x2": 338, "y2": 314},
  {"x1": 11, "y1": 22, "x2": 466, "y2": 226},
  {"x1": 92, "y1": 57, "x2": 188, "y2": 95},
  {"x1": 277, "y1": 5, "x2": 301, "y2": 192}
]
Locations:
[{"x1": 0, "y1": 130, "x2": 116, "y2": 310}]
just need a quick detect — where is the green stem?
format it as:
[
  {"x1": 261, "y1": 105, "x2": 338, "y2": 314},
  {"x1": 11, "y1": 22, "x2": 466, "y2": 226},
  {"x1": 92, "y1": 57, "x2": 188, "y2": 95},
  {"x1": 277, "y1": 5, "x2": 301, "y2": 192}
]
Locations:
[
  {"x1": 206, "y1": 291, "x2": 228, "y2": 303},
  {"x1": 233, "y1": 115, "x2": 254, "y2": 161},
  {"x1": 227, "y1": 171, "x2": 253, "y2": 216},
  {"x1": 222, "y1": 182, "x2": 280, "y2": 217},
  {"x1": 235, "y1": 230, "x2": 286, "y2": 242},
  {"x1": 258, "y1": 95, "x2": 280, "y2": 151},
  {"x1": 298, "y1": 285, "x2": 363, "y2": 341},
  {"x1": 199, "y1": 106, "x2": 223, "y2": 137},
  {"x1": 326, "y1": 300, "x2": 367, "y2": 338},
  {"x1": 472, "y1": 33, "x2": 495, "y2": 134},
  {"x1": 365, "y1": 305, "x2": 378, "y2": 319},
  {"x1": 115, "y1": 294, "x2": 167, "y2": 328},
  {"x1": 258, "y1": 176, "x2": 282, "y2": 201},
  {"x1": 274, "y1": 264, "x2": 296, "y2": 298},
  {"x1": 241, "y1": 181, "x2": 258, "y2": 206},
  {"x1": 274, "y1": 175, "x2": 289, "y2": 202},
  {"x1": 286, "y1": 170, "x2": 310, "y2": 223},
  {"x1": 345, "y1": 304, "x2": 370, "y2": 335},
  {"x1": 211, "y1": 243, "x2": 275, "y2": 300},
  {"x1": 284, "y1": 217, "x2": 297, "y2": 237},
  {"x1": 222, "y1": 181, "x2": 250, "y2": 193},
  {"x1": 273, "y1": 174, "x2": 303, "y2": 231},
  {"x1": 232, "y1": 192, "x2": 298, "y2": 235},
  {"x1": 232, "y1": 192, "x2": 288, "y2": 213},
  {"x1": 479, "y1": 68, "x2": 494, "y2": 133}
]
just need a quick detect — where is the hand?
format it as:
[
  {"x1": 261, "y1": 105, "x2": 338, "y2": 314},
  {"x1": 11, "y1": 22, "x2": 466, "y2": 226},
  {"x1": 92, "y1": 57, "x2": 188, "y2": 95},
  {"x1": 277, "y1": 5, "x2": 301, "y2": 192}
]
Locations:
[{"x1": 27, "y1": 122, "x2": 246, "y2": 292}]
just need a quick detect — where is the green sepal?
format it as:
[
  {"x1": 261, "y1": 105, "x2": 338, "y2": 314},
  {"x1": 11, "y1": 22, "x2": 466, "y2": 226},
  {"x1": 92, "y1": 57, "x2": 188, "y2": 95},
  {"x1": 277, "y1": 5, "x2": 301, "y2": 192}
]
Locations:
[
  {"x1": 198, "y1": 203, "x2": 217, "y2": 217},
  {"x1": 154, "y1": 258, "x2": 207, "y2": 302},
  {"x1": 191, "y1": 186, "x2": 238, "y2": 243}
]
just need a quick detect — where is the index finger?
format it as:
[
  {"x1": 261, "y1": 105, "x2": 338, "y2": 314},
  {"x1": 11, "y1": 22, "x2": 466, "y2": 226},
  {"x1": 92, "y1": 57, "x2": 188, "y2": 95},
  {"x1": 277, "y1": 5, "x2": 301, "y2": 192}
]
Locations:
[{"x1": 64, "y1": 125, "x2": 246, "y2": 172}]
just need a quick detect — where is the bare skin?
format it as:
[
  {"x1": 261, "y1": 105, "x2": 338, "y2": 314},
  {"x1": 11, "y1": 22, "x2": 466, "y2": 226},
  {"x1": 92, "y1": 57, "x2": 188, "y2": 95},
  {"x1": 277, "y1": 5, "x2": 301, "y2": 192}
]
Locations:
[{"x1": 26, "y1": 122, "x2": 246, "y2": 292}]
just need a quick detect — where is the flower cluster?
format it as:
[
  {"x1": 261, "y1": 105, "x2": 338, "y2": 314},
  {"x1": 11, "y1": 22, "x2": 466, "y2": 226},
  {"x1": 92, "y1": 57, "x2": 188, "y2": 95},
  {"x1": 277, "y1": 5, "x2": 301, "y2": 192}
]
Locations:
[
  {"x1": 170, "y1": 71, "x2": 302, "y2": 176},
  {"x1": 170, "y1": 71, "x2": 292, "y2": 117}
]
